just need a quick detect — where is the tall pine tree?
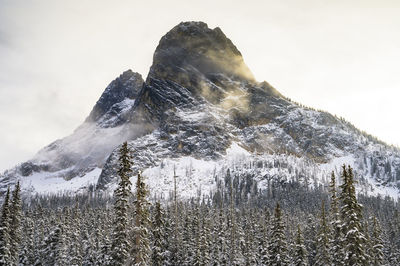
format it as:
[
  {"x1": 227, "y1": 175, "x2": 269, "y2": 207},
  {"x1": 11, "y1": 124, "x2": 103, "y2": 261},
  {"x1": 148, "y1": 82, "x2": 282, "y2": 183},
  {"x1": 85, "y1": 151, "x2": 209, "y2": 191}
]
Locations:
[
  {"x1": 314, "y1": 201, "x2": 331, "y2": 266},
  {"x1": 9, "y1": 181, "x2": 22, "y2": 265},
  {"x1": 131, "y1": 171, "x2": 151, "y2": 266},
  {"x1": 370, "y1": 216, "x2": 385, "y2": 266},
  {"x1": 293, "y1": 225, "x2": 308, "y2": 266},
  {"x1": 152, "y1": 201, "x2": 166, "y2": 266},
  {"x1": 111, "y1": 141, "x2": 133, "y2": 265},
  {"x1": 269, "y1": 202, "x2": 289, "y2": 265},
  {"x1": 0, "y1": 188, "x2": 11, "y2": 265},
  {"x1": 339, "y1": 165, "x2": 368, "y2": 265},
  {"x1": 329, "y1": 171, "x2": 344, "y2": 266}
]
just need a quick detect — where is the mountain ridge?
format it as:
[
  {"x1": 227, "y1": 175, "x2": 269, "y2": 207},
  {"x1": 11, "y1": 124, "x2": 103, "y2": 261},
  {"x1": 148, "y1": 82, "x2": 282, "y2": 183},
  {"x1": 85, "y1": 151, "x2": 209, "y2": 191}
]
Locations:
[{"x1": 1, "y1": 21, "x2": 399, "y2": 199}]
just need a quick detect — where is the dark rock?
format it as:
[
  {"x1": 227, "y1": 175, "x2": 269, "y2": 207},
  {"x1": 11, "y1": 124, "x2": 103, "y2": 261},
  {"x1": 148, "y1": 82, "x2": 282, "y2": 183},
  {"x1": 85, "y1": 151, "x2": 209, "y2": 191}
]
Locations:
[{"x1": 86, "y1": 70, "x2": 143, "y2": 123}]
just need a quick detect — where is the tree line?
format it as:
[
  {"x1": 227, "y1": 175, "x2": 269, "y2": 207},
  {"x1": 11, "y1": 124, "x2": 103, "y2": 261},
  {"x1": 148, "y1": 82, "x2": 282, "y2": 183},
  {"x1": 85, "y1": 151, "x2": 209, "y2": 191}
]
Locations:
[{"x1": 1, "y1": 142, "x2": 400, "y2": 265}]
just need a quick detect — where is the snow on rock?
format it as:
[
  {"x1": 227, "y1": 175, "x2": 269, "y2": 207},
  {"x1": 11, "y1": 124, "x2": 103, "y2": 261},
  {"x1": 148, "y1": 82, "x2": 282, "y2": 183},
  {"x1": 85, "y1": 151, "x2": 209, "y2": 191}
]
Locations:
[{"x1": 20, "y1": 168, "x2": 102, "y2": 196}]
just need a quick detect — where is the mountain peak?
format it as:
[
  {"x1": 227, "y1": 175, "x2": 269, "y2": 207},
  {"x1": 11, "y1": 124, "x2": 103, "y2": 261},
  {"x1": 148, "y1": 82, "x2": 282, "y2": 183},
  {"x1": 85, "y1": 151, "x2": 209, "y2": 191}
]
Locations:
[
  {"x1": 149, "y1": 21, "x2": 255, "y2": 84},
  {"x1": 86, "y1": 70, "x2": 143, "y2": 123}
]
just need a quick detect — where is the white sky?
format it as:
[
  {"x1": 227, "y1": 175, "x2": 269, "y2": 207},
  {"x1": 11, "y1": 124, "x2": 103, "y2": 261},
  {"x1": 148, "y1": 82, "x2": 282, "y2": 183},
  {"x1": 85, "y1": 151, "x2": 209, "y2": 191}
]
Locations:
[{"x1": 0, "y1": 0, "x2": 399, "y2": 172}]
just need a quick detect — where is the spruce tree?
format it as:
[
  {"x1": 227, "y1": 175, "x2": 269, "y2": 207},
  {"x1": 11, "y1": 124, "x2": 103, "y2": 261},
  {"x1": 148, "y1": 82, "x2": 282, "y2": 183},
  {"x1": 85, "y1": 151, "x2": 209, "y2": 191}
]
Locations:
[
  {"x1": 293, "y1": 225, "x2": 308, "y2": 266},
  {"x1": 370, "y1": 216, "x2": 385, "y2": 266},
  {"x1": 229, "y1": 180, "x2": 244, "y2": 265},
  {"x1": 152, "y1": 201, "x2": 166, "y2": 266},
  {"x1": 168, "y1": 167, "x2": 181, "y2": 265},
  {"x1": 0, "y1": 188, "x2": 11, "y2": 265},
  {"x1": 303, "y1": 215, "x2": 317, "y2": 265},
  {"x1": 243, "y1": 211, "x2": 257, "y2": 266},
  {"x1": 329, "y1": 171, "x2": 344, "y2": 266},
  {"x1": 199, "y1": 212, "x2": 211, "y2": 266},
  {"x1": 111, "y1": 141, "x2": 133, "y2": 265},
  {"x1": 211, "y1": 207, "x2": 229, "y2": 265},
  {"x1": 42, "y1": 223, "x2": 67, "y2": 266},
  {"x1": 99, "y1": 233, "x2": 113, "y2": 265},
  {"x1": 69, "y1": 204, "x2": 83, "y2": 266},
  {"x1": 20, "y1": 215, "x2": 36, "y2": 265},
  {"x1": 258, "y1": 208, "x2": 270, "y2": 265},
  {"x1": 269, "y1": 203, "x2": 289, "y2": 265},
  {"x1": 192, "y1": 204, "x2": 201, "y2": 266},
  {"x1": 131, "y1": 171, "x2": 151, "y2": 266},
  {"x1": 9, "y1": 181, "x2": 22, "y2": 266},
  {"x1": 314, "y1": 201, "x2": 331, "y2": 266},
  {"x1": 339, "y1": 165, "x2": 368, "y2": 265}
]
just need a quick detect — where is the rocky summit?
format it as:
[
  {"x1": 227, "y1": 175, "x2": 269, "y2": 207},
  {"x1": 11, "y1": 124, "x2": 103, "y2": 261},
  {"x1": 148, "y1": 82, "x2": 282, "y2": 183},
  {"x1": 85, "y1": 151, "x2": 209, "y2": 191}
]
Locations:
[{"x1": 1, "y1": 21, "x2": 400, "y2": 198}]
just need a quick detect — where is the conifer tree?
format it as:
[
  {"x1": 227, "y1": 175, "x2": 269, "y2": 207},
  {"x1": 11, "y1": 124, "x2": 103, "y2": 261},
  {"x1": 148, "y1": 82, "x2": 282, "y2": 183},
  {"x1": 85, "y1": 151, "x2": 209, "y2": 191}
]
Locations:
[
  {"x1": 192, "y1": 204, "x2": 201, "y2": 266},
  {"x1": 99, "y1": 233, "x2": 113, "y2": 265},
  {"x1": 329, "y1": 171, "x2": 344, "y2": 266},
  {"x1": 269, "y1": 202, "x2": 289, "y2": 265},
  {"x1": 243, "y1": 211, "x2": 257, "y2": 266},
  {"x1": 199, "y1": 212, "x2": 211, "y2": 266},
  {"x1": 211, "y1": 207, "x2": 228, "y2": 265},
  {"x1": 370, "y1": 216, "x2": 385, "y2": 266},
  {"x1": 303, "y1": 215, "x2": 317, "y2": 265},
  {"x1": 69, "y1": 204, "x2": 83, "y2": 266},
  {"x1": 314, "y1": 201, "x2": 331, "y2": 266},
  {"x1": 258, "y1": 208, "x2": 270, "y2": 265},
  {"x1": 363, "y1": 221, "x2": 372, "y2": 264},
  {"x1": 229, "y1": 179, "x2": 244, "y2": 265},
  {"x1": 20, "y1": 215, "x2": 36, "y2": 265},
  {"x1": 9, "y1": 181, "x2": 22, "y2": 266},
  {"x1": 42, "y1": 223, "x2": 67, "y2": 266},
  {"x1": 293, "y1": 225, "x2": 308, "y2": 266},
  {"x1": 111, "y1": 141, "x2": 133, "y2": 265},
  {"x1": 339, "y1": 165, "x2": 368, "y2": 265},
  {"x1": 181, "y1": 210, "x2": 194, "y2": 264},
  {"x1": 152, "y1": 201, "x2": 166, "y2": 266},
  {"x1": 168, "y1": 167, "x2": 181, "y2": 265},
  {"x1": 0, "y1": 188, "x2": 11, "y2": 265},
  {"x1": 131, "y1": 171, "x2": 151, "y2": 266},
  {"x1": 162, "y1": 209, "x2": 174, "y2": 266}
]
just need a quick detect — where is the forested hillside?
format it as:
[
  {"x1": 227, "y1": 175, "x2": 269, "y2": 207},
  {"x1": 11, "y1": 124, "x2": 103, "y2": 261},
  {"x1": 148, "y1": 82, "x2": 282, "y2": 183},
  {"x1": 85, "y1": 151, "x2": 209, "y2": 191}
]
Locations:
[{"x1": 1, "y1": 142, "x2": 400, "y2": 265}]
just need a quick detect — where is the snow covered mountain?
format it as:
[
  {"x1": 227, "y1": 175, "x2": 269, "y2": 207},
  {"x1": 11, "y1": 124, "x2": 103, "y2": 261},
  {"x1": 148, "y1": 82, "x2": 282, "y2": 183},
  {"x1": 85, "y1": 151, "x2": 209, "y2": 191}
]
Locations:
[{"x1": 1, "y1": 21, "x2": 400, "y2": 199}]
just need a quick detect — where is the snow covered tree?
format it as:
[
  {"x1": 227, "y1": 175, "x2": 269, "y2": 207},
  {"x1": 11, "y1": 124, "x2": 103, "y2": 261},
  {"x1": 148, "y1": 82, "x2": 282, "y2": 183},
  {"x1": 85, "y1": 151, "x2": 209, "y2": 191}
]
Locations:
[
  {"x1": 99, "y1": 233, "x2": 113, "y2": 265},
  {"x1": 229, "y1": 181, "x2": 244, "y2": 265},
  {"x1": 9, "y1": 181, "x2": 22, "y2": 265},
  {"x1": 303, "y1": 215, "x2": 317, "y2": 265},
  {"x1": 0, "y1": 188, "x2": 11, "y2": 265},
  {"x1": 329, "y1": 171, "x2": 344, "y2": 266},
  {"x1": 242, "y1": 211, "x2": 257, "y2": 266},
  {"x1": 293, "y1": 225, "x2": 308, "y2": 266},
  {"x1": 19, "y1": 215, "x2": 36, "y2": 265},
  {"x1": 69, "y1": 205, "x2": 83, "y2": 266},
  {"x1": 339, "y1": 165, "x2": 368, "y2": 265},
  {"x1": 269, "y1": 202, "x2": 289, "y2": 265},
  {"x1": 257, "y1": 208, "x2": 270, "y2": 265},
  {"x1": 130, "y1": 171, "x2": 151, "y2": 266},
  {"x1": 370, "y1": 216, "x2": 385, "y2": 266},
  {"x1": 42, "y1": 223, "x2": 67, "y2": 266},
  {"x1": 314, "y1": 201, "x2": 331, "y2": 266},
  {"x1": 211, "y1": 207, "x2": 229, "y2": 265},
  {"x1": 199, "y1": 212, "x2": 211, "y2": 266},
  {"x1": 152, "y1": 201, "x2": 166, "y2": 266},
  {"x1": 111, "y1": 141, "x2": 133, "y2": 265}
]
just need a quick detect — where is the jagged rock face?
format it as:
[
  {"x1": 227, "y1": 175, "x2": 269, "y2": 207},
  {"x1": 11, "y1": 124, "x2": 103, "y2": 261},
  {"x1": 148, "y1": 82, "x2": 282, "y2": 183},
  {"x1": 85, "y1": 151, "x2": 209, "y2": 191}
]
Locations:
[
  {"x1": 151, "y1": 21, "x2": 255, "y2": 84},
  {"x1": 86, "y1": 70, "x2": 143, "y2": 125},
  {"x1": 135, "y1": 22, "x2": 260, "y2": 122}
]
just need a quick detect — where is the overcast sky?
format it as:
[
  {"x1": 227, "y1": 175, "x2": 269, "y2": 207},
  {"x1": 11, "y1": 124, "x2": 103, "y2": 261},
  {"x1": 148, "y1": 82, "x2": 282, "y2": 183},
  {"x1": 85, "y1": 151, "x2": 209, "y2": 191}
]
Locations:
[{"x1": 0, "y1": 0, "x2": 399, "y2": 172}]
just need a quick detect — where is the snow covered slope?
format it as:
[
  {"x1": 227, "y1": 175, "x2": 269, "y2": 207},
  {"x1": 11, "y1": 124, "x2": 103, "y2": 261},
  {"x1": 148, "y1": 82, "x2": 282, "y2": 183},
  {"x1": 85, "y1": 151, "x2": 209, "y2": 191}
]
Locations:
[{"x1": 1, "y1": 21, "x2": 399, "y2": 200}]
